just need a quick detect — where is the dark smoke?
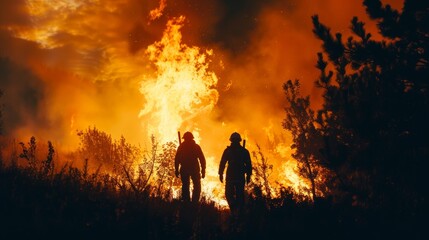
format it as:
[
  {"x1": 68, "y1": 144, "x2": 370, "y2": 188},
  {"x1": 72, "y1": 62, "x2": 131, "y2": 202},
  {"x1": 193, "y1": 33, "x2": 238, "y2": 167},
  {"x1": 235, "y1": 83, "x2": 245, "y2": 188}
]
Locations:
[{"x1": 0, "y1": 58, "x2": 47, "y2": 135}]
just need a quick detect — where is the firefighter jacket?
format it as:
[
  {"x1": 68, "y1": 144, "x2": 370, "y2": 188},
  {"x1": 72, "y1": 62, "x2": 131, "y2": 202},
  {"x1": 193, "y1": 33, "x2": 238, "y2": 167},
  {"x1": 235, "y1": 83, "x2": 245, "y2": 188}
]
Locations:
[
  {"x1": 219, "y1": 143, "x2": 252, "y2": 182},
  {"x1": 175, "y1": 139, "x2": 206, "y2": 175}
]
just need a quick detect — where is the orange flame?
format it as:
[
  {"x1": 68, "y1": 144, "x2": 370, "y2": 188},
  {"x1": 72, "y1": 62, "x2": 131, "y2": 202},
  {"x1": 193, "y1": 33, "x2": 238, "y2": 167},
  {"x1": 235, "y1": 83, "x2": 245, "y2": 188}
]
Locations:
[
  {"x1": 149, "y1": 0, "x2": 167, "y2": 21},
  {"x1": 5, "y1": 0, "x2": 322, "y2": 207},
  {"x1": 139, "y1": 16, "x2": 219, "y2": 143},
  {"x1": 138, "y1": 15, "x2": 229, "y2": 207}
]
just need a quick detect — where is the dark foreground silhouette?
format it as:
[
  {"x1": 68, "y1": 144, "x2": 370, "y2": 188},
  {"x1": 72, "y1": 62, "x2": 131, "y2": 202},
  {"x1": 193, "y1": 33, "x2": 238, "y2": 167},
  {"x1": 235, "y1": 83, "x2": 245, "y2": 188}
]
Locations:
[
  {"x1": 219, "y1": 132, "x2": 252, "y2": 217},
  {"x1": 0, "y1": 163, "x2": 424, "y2": 240},
  {"x1": 175, "y1": 131, "x2": 206, "y2": 203}
]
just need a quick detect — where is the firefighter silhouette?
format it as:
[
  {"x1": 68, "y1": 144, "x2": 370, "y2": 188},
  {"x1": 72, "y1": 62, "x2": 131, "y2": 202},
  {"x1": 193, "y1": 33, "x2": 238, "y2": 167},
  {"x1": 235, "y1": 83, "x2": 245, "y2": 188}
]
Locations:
[
  {"x1": 175, "y1": 131, "x2": 206, "y2": 203},
  {"x1": 219, "y1": 132, "x2": 252, "y2": 215}
]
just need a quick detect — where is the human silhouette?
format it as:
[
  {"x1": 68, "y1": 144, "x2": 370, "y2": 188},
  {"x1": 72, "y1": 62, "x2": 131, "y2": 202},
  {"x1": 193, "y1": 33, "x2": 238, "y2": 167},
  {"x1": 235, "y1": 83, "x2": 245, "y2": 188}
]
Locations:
[
  {"x1": 175, "y1": 131, "x2": 206, "y2": 203},
  {"x1": 218, "y1": 132, "x2": 252, "y2": 216}
]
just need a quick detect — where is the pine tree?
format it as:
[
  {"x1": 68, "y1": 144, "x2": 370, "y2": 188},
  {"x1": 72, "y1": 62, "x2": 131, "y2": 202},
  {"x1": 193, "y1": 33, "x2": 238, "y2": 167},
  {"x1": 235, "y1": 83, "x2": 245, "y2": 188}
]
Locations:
[
  {"x1": 284, "y1": 0, "x2": 428, "y2": 210},
  {"x1": 282, "y1": 80, "x2": 324, "y2": 202}
]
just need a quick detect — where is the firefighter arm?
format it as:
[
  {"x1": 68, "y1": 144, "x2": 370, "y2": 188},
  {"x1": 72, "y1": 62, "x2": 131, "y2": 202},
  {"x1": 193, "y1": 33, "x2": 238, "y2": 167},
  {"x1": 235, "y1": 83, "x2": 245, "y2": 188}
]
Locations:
[{"x1": 218, "y1": 150, "x2": 228, "y2": 183}]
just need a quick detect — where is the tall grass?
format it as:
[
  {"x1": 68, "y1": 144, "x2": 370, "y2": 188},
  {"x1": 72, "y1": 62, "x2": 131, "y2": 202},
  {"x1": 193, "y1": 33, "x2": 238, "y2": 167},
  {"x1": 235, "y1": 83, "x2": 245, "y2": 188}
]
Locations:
[{"x1": 0, "y1": 134, "x2": 423, "y2": 239}]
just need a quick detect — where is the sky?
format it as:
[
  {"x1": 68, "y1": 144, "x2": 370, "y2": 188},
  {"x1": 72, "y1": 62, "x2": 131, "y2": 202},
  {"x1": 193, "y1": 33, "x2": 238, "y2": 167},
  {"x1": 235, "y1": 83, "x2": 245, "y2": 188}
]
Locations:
[{"x1": 0, "y1": 0, "x2": 404, "y2": 192}]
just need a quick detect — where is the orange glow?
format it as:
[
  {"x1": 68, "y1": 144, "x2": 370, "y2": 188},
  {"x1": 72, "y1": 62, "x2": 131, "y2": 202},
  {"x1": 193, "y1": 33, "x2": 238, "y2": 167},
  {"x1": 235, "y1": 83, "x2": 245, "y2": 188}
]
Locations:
[
  {"x1": 139, "y1": 16, "x2": 219, "y2": 143},
  {"x1": 0, "y1": 0, "x2": 403, "y2": 206},
  {"x1": 149, "y1": 0, "x2": 167, "y2": 21}
]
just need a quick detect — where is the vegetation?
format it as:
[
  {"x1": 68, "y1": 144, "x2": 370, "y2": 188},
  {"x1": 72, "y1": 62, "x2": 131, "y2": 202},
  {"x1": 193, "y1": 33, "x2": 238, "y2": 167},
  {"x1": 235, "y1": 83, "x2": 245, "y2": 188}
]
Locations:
[
  {"x1": 283, "y1": 0, "x2": 427, "y2": 232},
  {"x1": 0, "y1": 0, "x2": 427, "y2": 239},
  {"x1": 0, "y1": 134, "x2": 293, "y2": 239},
  {"x1": 0, "y1": 131, "x2": 423, "y2": 239}
]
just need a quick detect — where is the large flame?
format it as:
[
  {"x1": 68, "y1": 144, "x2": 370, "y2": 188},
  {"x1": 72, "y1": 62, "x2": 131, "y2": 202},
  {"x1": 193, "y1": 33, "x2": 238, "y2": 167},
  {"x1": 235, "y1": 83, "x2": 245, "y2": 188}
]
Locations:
[
  {"x1": 139, "y1": 16, "x2": 218, "y2": 143},
  {"x1": 0, "y1": 0, "x2": 353, "y2": 207},
  {"x1": 137, "y1": 14, "x2": 312, "y2": 206},
  {"x1": 138, "y1": 15, "x2": 228, "y2": 207}
]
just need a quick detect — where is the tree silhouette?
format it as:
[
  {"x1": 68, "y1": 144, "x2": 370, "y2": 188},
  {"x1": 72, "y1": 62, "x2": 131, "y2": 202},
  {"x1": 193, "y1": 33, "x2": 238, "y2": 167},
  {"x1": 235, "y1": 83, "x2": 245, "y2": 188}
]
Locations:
[
  {"x1": 251, "y1": 144, "x2": 273, "y2": 199},
  {"x1": 284, "y1": 0, "x2": 428, "y2": 211},
  {"x1": 155, "y1": 141, "x2": 180, "y2": 200},
  {"x1": 41, "y1": 141, "x2": 55, "y2": 177},
  {"x1": 19, "y1": 136, "x2": 38, "y2": 172},
  {"x1": 77, "y1": 127, "x2": 114, "y2": 170},
  {"x1": 282, "y1": 80, "x2": 325, "y2": 202}
]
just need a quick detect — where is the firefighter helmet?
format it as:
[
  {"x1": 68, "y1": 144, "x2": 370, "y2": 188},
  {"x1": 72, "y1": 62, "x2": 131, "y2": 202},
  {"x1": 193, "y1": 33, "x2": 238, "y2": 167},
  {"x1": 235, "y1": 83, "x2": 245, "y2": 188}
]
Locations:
[
  {"x1": 182, "y1": 131, "x2": 194, "y2": 140},
  {"x1": 229, "y1": 132, "x2": 242, "y2": 142}
]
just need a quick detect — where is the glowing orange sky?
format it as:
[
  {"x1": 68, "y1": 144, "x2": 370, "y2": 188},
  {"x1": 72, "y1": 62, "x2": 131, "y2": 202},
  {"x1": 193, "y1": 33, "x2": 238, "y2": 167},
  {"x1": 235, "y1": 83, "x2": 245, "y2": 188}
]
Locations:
[{"x1": 0, "y1": 0, "x2": 404, "y2": 199}]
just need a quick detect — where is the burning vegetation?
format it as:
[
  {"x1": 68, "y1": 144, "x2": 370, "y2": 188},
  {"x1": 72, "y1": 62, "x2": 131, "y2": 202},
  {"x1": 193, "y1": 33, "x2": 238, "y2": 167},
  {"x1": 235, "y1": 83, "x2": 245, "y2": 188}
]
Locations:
[{"x1": 0, "y1": 0, "x2": 427, "y2": 239}]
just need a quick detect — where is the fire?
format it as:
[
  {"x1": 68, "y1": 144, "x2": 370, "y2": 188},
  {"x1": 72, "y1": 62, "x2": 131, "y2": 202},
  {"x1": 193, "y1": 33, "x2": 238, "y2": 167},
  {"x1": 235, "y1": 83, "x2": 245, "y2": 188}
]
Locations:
[
  {"x1": 202, "y1": 156, "x2": 229, "y2": 208},
  {"x1": 136, "y1": 11, "x2": 312, "y2": 202},
  {"x1": 280, "y1": 161, "x2": 310, "y2": 195},
  {"x1": 139, "y1": 16, "x2": 219, "y2": 143},
  {"x1": 2, "y1": 0, "x2": 321, "y2": 207},
  {"x1": 139, "y1": 15, "x2": 228, "y2": 207},
  {"x1": 149, "y1": 0, "x2": 167, "y2": 21}
]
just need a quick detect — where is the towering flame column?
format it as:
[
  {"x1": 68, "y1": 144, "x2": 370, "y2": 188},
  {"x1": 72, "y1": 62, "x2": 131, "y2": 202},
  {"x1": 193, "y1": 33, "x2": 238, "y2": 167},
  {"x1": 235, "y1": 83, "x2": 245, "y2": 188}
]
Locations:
[{"x1": 139, "y1": 16, "x2": 219, "y2": 143}]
